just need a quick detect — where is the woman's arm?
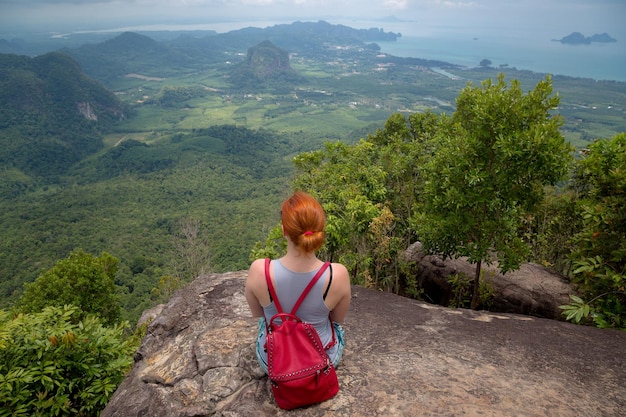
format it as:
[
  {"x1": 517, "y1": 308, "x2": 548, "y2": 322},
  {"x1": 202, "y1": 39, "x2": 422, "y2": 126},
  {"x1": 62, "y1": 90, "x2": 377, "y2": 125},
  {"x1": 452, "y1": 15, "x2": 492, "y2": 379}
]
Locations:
[
  {"x1": 326, "y1": 263, "x2": 351, "y2": 324},
  {"x1": 245, "y1": 258, "x2": 267, "y2": 318}
]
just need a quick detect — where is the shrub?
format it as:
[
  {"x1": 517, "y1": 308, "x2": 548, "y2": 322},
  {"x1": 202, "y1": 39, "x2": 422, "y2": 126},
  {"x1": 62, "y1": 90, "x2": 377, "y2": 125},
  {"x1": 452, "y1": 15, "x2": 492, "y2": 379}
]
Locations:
[
  {"x1": 0, "y1": 305, "x2": 136, "y2": 416},
  {"x1": 562, "y1": 133, "x2": 626, "y2": 329}
]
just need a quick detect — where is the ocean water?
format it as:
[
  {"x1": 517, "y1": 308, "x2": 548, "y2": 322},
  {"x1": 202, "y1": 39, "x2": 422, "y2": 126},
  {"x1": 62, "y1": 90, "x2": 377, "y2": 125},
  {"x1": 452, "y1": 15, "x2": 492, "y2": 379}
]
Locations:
[
  {"x1": 323, "y1": 18, "x2": 626, "y2": 82},
  {"x1": 376, "y1": 35, "x2": 626, "y2": 82}
]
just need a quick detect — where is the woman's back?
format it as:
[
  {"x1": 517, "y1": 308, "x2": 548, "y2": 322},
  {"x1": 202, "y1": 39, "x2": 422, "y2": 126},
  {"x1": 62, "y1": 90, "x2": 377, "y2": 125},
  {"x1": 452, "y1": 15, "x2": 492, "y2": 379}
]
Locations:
[
  {"x1": 245, "y1": 191, "x2": 351, "y2": 373},
  {"x1": 263, "y1": 260, "x2": 334, "y2": 345}
]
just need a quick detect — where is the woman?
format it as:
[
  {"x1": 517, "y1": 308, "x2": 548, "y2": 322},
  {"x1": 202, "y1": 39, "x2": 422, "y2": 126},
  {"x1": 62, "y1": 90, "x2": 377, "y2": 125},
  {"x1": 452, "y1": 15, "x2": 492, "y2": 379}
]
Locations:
[{"x1": 245, "y1": 191, "x2": 351, "y2": 373}]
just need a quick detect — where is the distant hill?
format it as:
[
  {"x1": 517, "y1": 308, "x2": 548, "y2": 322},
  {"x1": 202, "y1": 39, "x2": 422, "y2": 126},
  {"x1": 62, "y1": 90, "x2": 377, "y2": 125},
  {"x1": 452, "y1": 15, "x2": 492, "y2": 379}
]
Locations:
[
  {"x1": 62, "y1": 32, "x2": 194, "y2": 84},
  {"x1": 221, "y1": 20, "x2": 400, "y2": 52},
  {"x1": 0, "y1": 52, "x2": 126, "y2": 185},
  {"x1": 229, "y1": 40, "x2": 305, "y2": 88},
  {"x1": 556, "y1": 32, "x2": 617, "y2": 45},
  {"x1": 58, "y1": 21, "x2": 400, "y2": 85}
]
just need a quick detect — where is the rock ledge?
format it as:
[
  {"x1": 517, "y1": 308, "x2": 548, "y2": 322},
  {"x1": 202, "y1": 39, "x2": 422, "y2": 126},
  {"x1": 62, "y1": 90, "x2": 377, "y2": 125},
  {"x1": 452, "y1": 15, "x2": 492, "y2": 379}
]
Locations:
[{"x1": 103, "y1": 271, "x2": 625, "y2": 417}]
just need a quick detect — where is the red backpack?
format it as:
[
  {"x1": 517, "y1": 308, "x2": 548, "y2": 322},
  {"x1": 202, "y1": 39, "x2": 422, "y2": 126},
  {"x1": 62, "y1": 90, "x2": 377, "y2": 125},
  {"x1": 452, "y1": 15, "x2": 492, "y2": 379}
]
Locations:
[{"x1": 264, "y1": 258, "x2": 339, "y2": 410}]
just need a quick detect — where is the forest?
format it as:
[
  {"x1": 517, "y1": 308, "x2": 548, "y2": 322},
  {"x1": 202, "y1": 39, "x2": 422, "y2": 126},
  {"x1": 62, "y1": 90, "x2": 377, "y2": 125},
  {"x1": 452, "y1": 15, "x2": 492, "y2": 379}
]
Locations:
[
  {"x1": 0, "y1": 21, "x2": 625, "y2": 415},
  {"x1": 0, "y1": 21, "x2": 624, "y2": 319}
]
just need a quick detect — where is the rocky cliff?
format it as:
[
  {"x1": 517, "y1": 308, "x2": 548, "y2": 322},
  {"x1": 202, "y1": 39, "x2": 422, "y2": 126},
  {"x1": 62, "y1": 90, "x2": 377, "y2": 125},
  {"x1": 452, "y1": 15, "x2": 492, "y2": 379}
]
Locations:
[
  {"x1": 102, "y1": 271, "x2": 625, "y2": 416},
  {"x1": 228, "y1": 40, "x2": 304, "y2": 86}
]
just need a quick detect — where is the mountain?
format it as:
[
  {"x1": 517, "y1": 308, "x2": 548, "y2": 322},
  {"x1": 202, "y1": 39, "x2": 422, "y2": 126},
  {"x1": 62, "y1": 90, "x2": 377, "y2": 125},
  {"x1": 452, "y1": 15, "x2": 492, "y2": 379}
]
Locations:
[
  {"x1": 0, "y1": 52, "x2": 126, "y2": 184},
  {"x1": 58, "y1": 21, "x2": 401, "y2": 86},
  {"x1": 588, "y1": 33, "x2": 617, "y2": 43},
  {"x1": 215, "y1": 20, "x2": 400, "y2": 53},
  {"x1": 62, "y1": 32, "x2": 194, "y2": 84},
  {"x1": 229, "y1": 40, "x2": 305, "y2": 88}
]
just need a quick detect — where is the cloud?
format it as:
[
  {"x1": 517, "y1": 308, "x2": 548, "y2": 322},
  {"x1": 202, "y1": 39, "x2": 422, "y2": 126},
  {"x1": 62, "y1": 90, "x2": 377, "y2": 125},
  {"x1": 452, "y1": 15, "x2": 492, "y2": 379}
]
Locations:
[
  {"x1": 383, "y1": 0, "x2": 409, "y2": 9},
  {"x1": 0, "y1": 0, "x2": 113, "y2": 3},
  {"x1": 434, "y1": 0, "x2": 478, "y2": 7}
]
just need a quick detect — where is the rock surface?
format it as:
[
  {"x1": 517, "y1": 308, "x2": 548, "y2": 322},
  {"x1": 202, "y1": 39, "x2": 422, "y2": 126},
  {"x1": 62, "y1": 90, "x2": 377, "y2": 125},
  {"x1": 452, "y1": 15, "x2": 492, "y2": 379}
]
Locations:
[
  {"x1": 420, "y1": 256, "x2": 573, "y2": 319},
  {"x1": 103, "y1": 271, "x2": 625, "y2": 417},
  {"x1": 404, "y1": 242, "x2": 574, "y2": 319}
]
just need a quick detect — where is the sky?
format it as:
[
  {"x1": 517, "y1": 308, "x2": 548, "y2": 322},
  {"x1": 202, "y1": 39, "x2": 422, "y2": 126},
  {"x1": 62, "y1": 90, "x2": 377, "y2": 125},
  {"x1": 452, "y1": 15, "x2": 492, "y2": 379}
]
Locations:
[{"x1": 1, "y1": 0, "x2": 625, "y2": 40}]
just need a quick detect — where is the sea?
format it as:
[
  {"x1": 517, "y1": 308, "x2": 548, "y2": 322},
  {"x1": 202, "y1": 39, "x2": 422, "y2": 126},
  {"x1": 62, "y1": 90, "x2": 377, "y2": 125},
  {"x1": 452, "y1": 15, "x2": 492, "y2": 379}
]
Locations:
[
  {"x1": 342, "y1": 19, "x2": 626, "y2": 82},
  {"x1": 375, "y1": 34, "x2": 626, "y2": 82},
  {"x1": 43, "y1": 19, "x2": 626, "y2": 82}
]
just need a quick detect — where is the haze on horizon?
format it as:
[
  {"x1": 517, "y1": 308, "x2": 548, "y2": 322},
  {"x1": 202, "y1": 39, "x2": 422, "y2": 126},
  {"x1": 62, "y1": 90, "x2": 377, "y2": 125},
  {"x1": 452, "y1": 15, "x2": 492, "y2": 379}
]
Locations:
[{"x1": 1, "y1": 0, "x2": 625, "y2": 42}]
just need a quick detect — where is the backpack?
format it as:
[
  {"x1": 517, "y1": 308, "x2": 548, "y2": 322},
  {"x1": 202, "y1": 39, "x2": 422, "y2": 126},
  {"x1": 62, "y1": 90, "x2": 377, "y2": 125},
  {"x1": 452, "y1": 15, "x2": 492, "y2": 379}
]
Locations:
[{"x1": 264, "y1": 258, "x2": 339, "y2": 410}]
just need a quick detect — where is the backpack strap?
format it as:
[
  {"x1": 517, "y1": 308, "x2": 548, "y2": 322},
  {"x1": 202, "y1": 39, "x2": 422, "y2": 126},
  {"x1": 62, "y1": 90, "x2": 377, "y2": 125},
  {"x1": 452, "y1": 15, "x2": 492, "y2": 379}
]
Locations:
[
  {"x1": 265, "y1": 258, "x2": 284, "y2": 314},
  {"x1": 264, "y1": 258, "x2": 330, "y2": 315},
  {"x1": 265, "y1": 259, "x2": 336, "y2": 349},
  {"x1": 290, "y1": 262, "x2": 330, "y2": 316}
]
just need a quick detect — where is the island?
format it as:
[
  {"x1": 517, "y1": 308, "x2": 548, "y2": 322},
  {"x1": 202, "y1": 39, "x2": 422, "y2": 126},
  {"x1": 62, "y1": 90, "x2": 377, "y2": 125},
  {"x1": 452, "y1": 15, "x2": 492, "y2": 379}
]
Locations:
[{"x1": 556, "y1": 32, "x2": 617, "y2": 45}]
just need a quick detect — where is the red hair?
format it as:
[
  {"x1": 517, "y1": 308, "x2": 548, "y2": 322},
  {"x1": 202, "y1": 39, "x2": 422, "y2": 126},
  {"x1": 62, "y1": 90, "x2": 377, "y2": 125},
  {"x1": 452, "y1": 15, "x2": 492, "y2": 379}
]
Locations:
[{"x1": 281, "y1": 191, "x2": 326, "y2": 253}]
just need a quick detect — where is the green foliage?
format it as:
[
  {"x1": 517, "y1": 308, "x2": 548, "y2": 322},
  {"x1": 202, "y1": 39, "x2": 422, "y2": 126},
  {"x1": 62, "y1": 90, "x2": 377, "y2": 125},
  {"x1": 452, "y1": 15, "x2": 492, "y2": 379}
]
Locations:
[
  {"x1": 150, "y1": 275, "x2": 183, "y2": 304},
  {"x1": 522, "y1": 189, "x2": 582, "y2": 276},
  {"x1": 448, "y1": 272, "x2": 495, "y2": 309},
  {"x1": 0, "y1": 305, "x2": 136, "y2": 417},
  {"x1": 292, "y1": 140, "x2": 385, "y2": 283},
  {"x1": 0, "y1": 125, "x2": 291, "y2": 320},
  {"x1": 249, "y1": 224, "x2": 286, "y2": 261},
  {"x1": 289, "y1": 112, "x2": 440, "y2": 291},
  {"x1": 415, "y1": 74, "x2": 574, "y2": 308},
  {"x1": 152, "y1": 85, "x2": 210, "y2": 108},
  {"x1": 18, "y1": 249, "x2": 121, "y2": 325},
  {"x1": 563, "y1": 133, "x2": 626, "y2": 328},
  {"x1": 560, "y1": 294, "x2": 592, "y2": 324}
]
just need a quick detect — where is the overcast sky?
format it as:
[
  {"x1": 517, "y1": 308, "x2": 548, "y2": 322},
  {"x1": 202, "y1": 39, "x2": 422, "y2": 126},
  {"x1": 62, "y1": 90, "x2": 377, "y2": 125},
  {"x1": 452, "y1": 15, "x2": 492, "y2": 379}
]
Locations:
[{"x1": 1, "y1": 0, "x2": 625, "y2": 39}]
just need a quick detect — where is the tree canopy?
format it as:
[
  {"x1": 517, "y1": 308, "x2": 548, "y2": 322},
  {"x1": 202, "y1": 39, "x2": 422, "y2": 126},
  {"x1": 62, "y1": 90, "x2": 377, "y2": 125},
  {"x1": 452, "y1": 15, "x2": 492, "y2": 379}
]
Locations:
[
  {"x1": 272, "y1": 74, "x2": 575, "y2": 309},
  {"x1": 415, "y1": 74, "x2": 573, "y2": 308},
  {"x1": 18, "y1": 249, "x2": 121, "y2": 325}
]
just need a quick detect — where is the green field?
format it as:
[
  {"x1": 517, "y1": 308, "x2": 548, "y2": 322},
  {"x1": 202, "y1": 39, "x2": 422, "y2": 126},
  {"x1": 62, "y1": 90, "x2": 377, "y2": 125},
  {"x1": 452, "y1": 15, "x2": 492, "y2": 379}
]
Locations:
[{"x1": 105, "y1": 50, "x2": 626, "y2": 152}]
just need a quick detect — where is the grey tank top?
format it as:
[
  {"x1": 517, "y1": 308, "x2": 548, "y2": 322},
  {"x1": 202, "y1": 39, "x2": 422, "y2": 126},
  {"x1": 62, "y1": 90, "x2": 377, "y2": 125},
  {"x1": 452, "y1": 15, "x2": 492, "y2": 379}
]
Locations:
[{"x1": 260, "y1": 260, "x2": 338, "y2": 362}]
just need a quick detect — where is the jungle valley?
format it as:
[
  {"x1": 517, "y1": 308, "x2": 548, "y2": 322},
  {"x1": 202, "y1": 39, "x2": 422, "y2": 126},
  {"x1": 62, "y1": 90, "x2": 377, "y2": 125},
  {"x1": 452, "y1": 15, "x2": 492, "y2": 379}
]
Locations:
[{"x1": 1, "y1": 21, "x2": 625, "y2": 322}]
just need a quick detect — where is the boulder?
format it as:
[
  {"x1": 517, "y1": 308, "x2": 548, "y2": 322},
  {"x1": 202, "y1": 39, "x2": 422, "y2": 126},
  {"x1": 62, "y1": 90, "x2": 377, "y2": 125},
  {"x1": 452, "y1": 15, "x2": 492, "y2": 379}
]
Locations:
[
  {"x1": 404, "y1": 242, "x2": 575, "y2": 319},
  {"x1": 102, "y1": 271, "x2": 625, "y2": 417}
]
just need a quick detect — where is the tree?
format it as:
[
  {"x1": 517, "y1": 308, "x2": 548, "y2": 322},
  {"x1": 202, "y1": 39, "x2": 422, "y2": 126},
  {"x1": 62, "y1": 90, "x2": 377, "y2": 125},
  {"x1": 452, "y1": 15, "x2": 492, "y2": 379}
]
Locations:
[
  {"x1": 289, "y1": 113, "x2": 439, "y2": 291},
  {"x1": 414, "y1": 74, "x2": 573, "y2": 309},
  {"x1": 168, "y1": 217, "x2": 212, "y2": 283},
  {"x1": 292, "y1": 140, "x2": 388, "y2": 284},
  {"x1": 562, "y1": 133, "x2": 626, "y2": 328},
  {"x1": 18, "y1": 249, "x2": 121, "y2": 324}
]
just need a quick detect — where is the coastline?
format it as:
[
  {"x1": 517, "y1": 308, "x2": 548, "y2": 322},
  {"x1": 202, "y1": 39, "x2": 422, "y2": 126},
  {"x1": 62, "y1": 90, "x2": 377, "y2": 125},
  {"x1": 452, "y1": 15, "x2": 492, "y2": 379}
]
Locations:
[
  {"x1": 376, "y1": 36, "x2": 626, "y2": 83},
  {"x1": 2, "y1": 19, "x2": 624, "y2": 83}
]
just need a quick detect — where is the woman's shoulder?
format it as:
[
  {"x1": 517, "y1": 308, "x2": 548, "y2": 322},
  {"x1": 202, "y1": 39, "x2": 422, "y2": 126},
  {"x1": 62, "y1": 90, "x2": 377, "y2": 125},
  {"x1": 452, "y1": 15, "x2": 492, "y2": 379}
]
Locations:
[
  {"x1": 249, "y1": 258, "x2": 268, "y2": 270},
  {"x1": 329, "y1": 262, "x2": 349, "y2": 284},
  {"x1": 247, "y1": 258, "x2": 268, "y2": 282},
  {"x1": 329, "y1": 262, "x2": 348, "y2": 275}
]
